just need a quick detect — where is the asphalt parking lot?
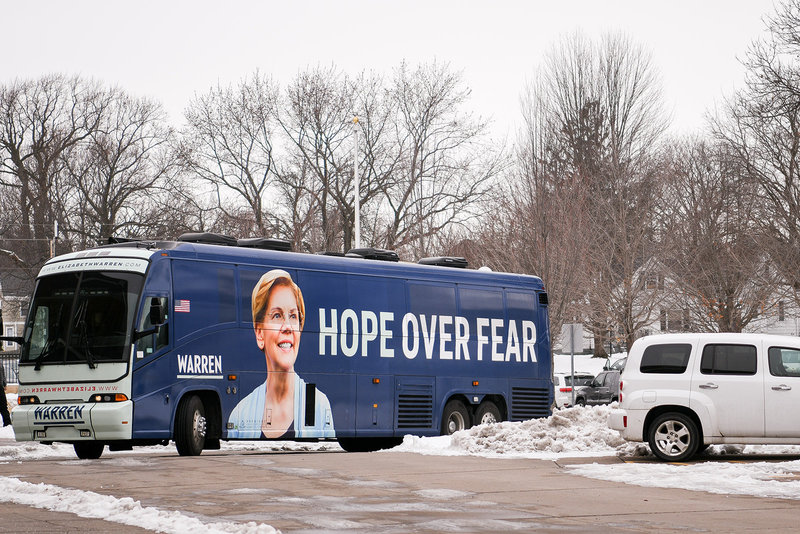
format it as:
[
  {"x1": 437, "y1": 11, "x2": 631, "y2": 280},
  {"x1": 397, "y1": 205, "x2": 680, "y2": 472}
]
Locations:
[{"x1": 3, "y1": 444, "x2": 800, "y2": 533}]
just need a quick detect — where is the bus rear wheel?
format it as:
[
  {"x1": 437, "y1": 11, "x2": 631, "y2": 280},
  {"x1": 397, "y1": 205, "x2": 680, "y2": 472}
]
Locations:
[
  {"x1": 441, "y1": 399, "x2": 470, "y2": 435},
  {"x1": 73, "y1": 441, "x2": 104, "y2": 459},
  {"x1": 475, "y1": 400, "x2": 502, "y2": 426},
  {"x1": 175, "y1": 395, "x2": 206, "y2": 456}
]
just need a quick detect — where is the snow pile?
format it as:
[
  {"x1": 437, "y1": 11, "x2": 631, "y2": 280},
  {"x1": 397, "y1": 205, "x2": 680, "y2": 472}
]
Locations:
[
  {"x1": 0, "y1": 476, "x2": 278, "y2": 534},
  {"x1": 452, "y1": 405, "x2": 627, "y2": 456},
  {"x1": 394, "y1": 404, "x2": 642, "y2": 459}
]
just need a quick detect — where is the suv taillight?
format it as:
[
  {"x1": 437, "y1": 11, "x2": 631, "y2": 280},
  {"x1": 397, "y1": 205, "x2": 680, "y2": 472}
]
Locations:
[{"x1": 559, "y1": 387, "x2": 572, "y2": 393}]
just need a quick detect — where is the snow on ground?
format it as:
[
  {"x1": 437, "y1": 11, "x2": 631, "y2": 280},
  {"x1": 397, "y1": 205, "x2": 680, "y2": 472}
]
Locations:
[
  {"x1": 5, "y1": 388, "x2": 800, "y2": 532},
  {"x1": 0, "y1": 476, "x2": 278, "y2": 534}
]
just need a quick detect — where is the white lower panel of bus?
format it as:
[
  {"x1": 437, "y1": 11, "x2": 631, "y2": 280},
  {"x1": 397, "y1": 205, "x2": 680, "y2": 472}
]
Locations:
[{"x1": 12, "y1": 401, "x2": 133, "y2": 442}]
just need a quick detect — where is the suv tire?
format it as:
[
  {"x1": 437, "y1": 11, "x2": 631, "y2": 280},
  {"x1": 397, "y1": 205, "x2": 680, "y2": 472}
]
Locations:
[{"x1": 648, "y1": 412, "x2": 699, "y2": 462}]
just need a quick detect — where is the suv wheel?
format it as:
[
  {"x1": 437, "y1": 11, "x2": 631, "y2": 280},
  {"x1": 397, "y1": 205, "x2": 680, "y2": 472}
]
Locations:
[{"x1": 648, "y1": 412, "x2": 699, "y2": 462}]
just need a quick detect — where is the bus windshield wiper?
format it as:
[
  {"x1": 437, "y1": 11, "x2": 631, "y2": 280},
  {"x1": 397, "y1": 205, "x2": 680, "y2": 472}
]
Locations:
[
  {"x1": 33, "y1": 338, "x2": 58, "y2": 371},
  {"x1": 77, "y1": 319, "x2": 97, "y2": 369},
  {"x1": 71, "y1": 299, "x2": 96, "y2": 369}
]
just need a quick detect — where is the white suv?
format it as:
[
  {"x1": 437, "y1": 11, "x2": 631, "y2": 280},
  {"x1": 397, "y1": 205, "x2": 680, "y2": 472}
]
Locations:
[{"x1": 608, "y1": 333, "x2": 800, "y2": 461}]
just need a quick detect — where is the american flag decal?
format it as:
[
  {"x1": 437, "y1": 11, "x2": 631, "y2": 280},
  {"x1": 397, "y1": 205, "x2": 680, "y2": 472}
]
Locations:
[{"x1": 174, "y1": 299, "x2": 191, "y2": 313}]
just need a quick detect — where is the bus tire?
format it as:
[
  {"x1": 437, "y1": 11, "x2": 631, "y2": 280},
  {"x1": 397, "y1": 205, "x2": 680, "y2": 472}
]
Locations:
[
  {"x1": 475, "y1": 400, "x2": 502, "y2": 426},
  {"x1": 175, "y1": 395, "x2": 206, "y2": 456},
  {"x1": 441, "y1": 399, "x2": 470, "y2": 435},
  {"x1": 73, "y1": 441, "x2": 104, "y2": 460}
]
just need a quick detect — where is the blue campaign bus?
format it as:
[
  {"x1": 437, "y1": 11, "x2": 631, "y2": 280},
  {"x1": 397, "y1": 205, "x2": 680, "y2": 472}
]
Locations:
[{"x1": 6, "y1": 234, "x2": 552, "y2": 458}]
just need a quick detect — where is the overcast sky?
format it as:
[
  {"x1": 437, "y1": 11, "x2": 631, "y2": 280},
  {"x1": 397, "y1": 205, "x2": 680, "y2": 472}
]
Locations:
[{"x1": 4, "y1": 0, "x2": 779, "y2": 139}]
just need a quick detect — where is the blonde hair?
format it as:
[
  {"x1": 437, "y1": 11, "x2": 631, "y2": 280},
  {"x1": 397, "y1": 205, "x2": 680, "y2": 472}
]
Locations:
[{"x1": 251, "y1": 269, "x2": 305, "y2": 330}]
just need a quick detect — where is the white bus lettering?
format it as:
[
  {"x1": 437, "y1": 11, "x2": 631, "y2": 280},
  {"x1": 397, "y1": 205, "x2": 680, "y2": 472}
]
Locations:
[
  {"x1": 476, "y1": 318, "x2": 490, "y2": 361},
  {"x1": 402, "y1": 312, "x2": 419, "y2": 359},
  {"x1": 491, "y1": 319, "x2": 504, "y2": 362},
  {"x1": 319, "y1": 308, "x2": 338, "y2": 355},
  {"x1": 420, "y1": 315, "x2": 437, "y2": 360},
  {"x1": 361, "y1": 311, "x2": 378, "y2": 357},
  {"x1": 340, "y1": 309, "x2": 358, "y2": 357},
  {"x1": 380, "y1": 312, "x2": 394, "y2": 358},
  {"x1": 455, "y1": 316, "x2": 470, "y2": 360}
]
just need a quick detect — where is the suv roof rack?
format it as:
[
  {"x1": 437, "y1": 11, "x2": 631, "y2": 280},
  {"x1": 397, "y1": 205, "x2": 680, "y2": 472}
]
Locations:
[
  {"x1": 345, "y1": 248, "x2": 399, "y2": 262},
  {"x1": 237, "y1": 237, "x2": 292, "y2": 252},
  {"x1": 418, "y1": 256, "x2": 468, "y2": 268}
]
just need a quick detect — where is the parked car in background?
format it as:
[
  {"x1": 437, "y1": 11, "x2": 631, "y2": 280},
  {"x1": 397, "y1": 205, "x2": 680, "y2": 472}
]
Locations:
[
  {"x1": 574, "y1": 370, "x2": 620, "y2": 406},
  {"x1": 553, "y1": 372, "x2": 595, "y2": 408},
  {"x1": 607, "y1": 356, "x2": 627, "y2": 371}
]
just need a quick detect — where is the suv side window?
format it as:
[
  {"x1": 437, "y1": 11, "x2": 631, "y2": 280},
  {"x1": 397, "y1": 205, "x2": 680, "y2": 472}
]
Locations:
[
  {"x1": 700, "y1": 344, "x2": 757, "y2": 375},
  {"x1": 768, "y1": 347, "x2": 800, "y2": 377},
  {"x1": 640, "y1": 344, "x2": 692, "y2": 374}
]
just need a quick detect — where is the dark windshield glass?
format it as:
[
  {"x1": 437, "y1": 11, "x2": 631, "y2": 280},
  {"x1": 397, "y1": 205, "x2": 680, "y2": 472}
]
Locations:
[{"x1": 21, "y1": 271, "x2": 144, "y2": 365}]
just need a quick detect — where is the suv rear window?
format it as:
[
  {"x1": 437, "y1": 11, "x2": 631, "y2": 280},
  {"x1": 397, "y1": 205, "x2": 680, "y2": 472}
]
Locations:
[
  {"x1": 640, "y1": 344, "x2": 692, "y2": 374},
  {"x1": 701, "y1": 344, "x2": 757, "y2": 375}
]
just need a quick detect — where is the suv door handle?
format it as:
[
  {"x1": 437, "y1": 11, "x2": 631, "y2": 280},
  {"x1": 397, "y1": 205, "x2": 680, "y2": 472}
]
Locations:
[
  {"x1": 699, "y1": 383, "x2": 718, "y2": 389},
  {"x1": 772, "y1": 384, "x2": 792, "y2": 391}
]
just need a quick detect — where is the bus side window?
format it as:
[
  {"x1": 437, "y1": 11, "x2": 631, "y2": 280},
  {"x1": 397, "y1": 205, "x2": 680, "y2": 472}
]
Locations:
[{"x1": 138, "y1": 297, "x2": 169, "y2": 356}]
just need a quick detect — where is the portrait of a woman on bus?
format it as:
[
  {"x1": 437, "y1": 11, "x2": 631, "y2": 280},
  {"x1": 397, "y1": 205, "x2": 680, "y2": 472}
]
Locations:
[{"x1": 227, "y1": 269, "x2": 334, "y2": 439}]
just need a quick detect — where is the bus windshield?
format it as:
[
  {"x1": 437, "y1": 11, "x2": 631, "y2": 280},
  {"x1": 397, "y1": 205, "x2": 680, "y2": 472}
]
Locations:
[{"x1": 21, "y1": 271, "x2": 144, "y2": 366}]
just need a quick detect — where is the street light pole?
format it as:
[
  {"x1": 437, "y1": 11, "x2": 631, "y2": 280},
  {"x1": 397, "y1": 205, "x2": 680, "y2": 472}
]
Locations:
[{"x1": 353, "y1": 116, "x2": 361, "y2": 250}]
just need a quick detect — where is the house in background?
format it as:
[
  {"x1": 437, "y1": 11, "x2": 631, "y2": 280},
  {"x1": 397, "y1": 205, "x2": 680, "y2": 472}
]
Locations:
[
  {"x1": 0, "y1": 276, "x2": 29, "y2": 352},
  {"x1": 633, "y1": 263, "x2": 800, "y2": 340},
  {"x1": 555, "y1": 263, "x2": 800, "y2": 355}
]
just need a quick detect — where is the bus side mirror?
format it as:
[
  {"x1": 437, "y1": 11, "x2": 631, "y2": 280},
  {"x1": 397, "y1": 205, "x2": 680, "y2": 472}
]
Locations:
[{"x1": 149, "y1": 299, "x2": 166, "y2": 326}]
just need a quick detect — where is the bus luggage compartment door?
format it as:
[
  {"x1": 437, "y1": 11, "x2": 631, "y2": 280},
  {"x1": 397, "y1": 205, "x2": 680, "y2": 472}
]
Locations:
[{"x1": 355, "y1": 375, "x2": 394, "y2": 435}]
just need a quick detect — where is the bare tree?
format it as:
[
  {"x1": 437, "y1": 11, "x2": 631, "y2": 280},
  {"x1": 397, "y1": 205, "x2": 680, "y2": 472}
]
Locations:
[
  {"x1": 475, "y1": 71, "x2": 592, "y2": 340},
  {"x1": 276, "y1": 66, "x2": 361, "y2": 252},
  {"x1": 181, "y1": 71, "x2": 279, "y2": 237},
  {"x1": 275, "y1": 66, "x2": 401, "y2": 253},
  {"x1": 658, "y1": 139, "x2": 779, "y2": 332},
  {"x1": 712, "y1": 0, "x2": 800, "y2": 307},
  {"x1": 0, "y1": 74, "x2": 108, "y2": 286},
  {"x1": 61, "y1": 89, "x2": 180, "y2": 247},
  {"x1": 380, "y1": 61, "x2": 502, "y2": 259},
  {"x1": 507, "y1": 32, "x2": 668, "y2": 353}
]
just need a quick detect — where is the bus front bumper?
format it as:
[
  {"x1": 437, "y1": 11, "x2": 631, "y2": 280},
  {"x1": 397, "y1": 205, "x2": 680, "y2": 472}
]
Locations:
[{"x1": 12, "y1": 401, "x2": 134, "y2": 442}]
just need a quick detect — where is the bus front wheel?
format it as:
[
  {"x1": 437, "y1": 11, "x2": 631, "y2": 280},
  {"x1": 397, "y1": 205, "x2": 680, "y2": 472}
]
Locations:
[
  {"x1": 73, "y1": 441, "x2": 104, "y2": 459},
  {"x1": 441, "y1": 399, "x2": 470, "y2": 435},
  {"x1": 175, "y1": 395, "x2": 206, "y2": 456}
]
